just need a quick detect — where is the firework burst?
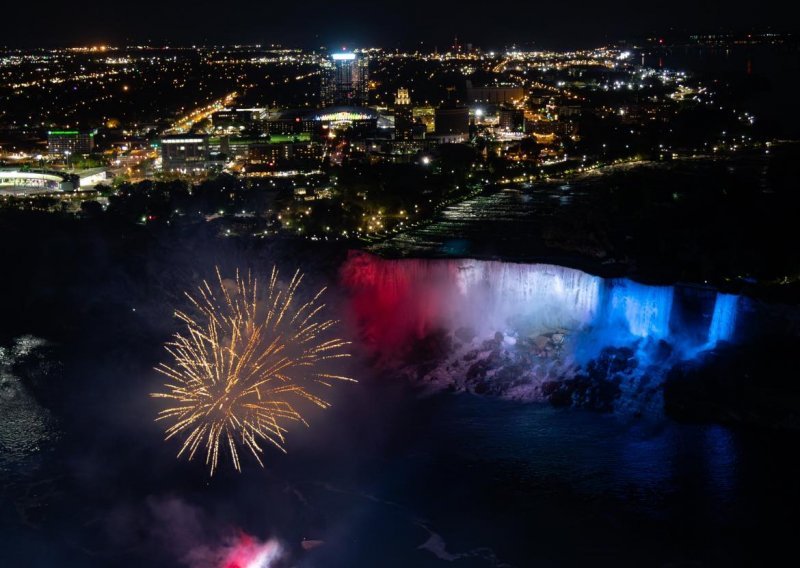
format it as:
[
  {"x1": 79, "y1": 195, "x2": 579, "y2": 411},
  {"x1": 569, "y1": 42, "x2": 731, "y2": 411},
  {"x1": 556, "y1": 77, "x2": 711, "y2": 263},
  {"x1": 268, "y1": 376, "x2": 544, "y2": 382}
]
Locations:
[{"x1": 152, "y1": 266, "x2": 352, "y2": 475}]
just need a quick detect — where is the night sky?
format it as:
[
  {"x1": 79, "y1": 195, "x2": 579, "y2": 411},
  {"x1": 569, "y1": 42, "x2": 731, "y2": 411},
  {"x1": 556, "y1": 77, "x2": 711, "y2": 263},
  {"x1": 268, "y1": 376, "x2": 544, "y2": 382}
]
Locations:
[{"x1": 4, "y1": 0, "x2": 795, "y2": 48}]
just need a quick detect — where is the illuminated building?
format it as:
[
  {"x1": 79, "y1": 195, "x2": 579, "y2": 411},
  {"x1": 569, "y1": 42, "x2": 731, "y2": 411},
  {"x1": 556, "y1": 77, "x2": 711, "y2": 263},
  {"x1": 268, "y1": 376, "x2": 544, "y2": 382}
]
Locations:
[
  {"x1": 395, "y1": 87, "x2": 410, "y2": 106},
  {"x1": 413, "y1": 106, "x2": 436, "y2": 133},
  {"x1": 209, "y1": 134, "x2": 305, "y2": 154},
  {"x1": 247, "y1": 142, "x2": 323, "y2": 166},
  {"x1": 394, "y1": 88, "x2": 414, "y2": 141},
  {"x1": 159, "y1": 135, "x2": 210, "y2": 173},
  {"x1": 0, "y1": 168, "x2": 78, "y2": 194},
  {"x1": 321, "y1": 51, "x2": 369, "y2": 107},
  {"x1": 262, "y1": 107, "x2": 388, "y2": 141},
  {"x1": 498, "y1": 106, "x2": 525, "y2": 132},
  {"x1": 313, "y1": 107, "x2": 378, "y2": 125},
  {"x1": 47, "y1": 130, "x2": 95, "y2": 156},
  {"x1": 466, "y1": 80, "x2": 525, "y2": 104},
  {"x1": 77, "y1": 167, "x2": 111, "y2": 188},
  {"x1": 263, "y1": 109, "x2": 318, "y2": 136},
  {"x1": 211, "y1": 108, "x2": 265, "y2": 130}
]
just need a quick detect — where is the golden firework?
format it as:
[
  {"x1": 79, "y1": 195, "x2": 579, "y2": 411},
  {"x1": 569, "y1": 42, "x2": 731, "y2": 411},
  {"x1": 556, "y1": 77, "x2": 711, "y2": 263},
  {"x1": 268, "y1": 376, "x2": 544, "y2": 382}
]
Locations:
[{"x1": 151, "y1": 266, "x2": 352, "y2": 475}]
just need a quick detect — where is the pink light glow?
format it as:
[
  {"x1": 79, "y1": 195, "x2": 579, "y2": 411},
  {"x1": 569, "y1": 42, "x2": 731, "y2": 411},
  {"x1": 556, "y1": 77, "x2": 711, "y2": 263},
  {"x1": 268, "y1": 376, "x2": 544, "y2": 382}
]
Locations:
[{"x1": 220, "y1": 533, "x2": 282, "y2": 568}]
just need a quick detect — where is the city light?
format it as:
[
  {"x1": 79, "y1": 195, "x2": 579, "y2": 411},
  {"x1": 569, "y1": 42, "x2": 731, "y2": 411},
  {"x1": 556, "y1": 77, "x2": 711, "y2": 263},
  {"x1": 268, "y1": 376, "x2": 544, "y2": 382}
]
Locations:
[{"x1": 0, "y1": 18, "x2": 795, "y2": 568}]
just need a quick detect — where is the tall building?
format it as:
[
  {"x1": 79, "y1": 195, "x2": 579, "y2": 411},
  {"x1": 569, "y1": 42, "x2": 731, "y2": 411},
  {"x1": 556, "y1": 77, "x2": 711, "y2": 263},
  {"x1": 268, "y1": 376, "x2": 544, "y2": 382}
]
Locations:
[
  {"x1": 394, "y1": 88, "x2": 414, "y2": 141},
  {"x1": 321, "y1": 52, "x2": 369, "y2": 107},
  {"x1": 47, "y1": 130, "x2": 95, "y2": 156}
]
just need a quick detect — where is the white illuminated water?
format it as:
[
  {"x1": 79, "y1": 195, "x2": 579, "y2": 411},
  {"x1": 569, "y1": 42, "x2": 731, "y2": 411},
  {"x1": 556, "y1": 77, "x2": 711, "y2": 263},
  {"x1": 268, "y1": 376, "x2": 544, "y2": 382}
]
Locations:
[
  {"x1": 344, "y1": 254, "x2": 741, "y2": 357},
  {"x1": 454, "y1": 260, "x2": 603, "y2": 333}
]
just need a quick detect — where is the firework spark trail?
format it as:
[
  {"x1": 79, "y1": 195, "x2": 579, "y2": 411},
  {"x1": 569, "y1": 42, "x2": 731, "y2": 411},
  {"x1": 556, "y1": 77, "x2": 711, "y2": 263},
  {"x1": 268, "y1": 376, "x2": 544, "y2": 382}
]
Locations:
[{"x1": 152, "y1": 266, "x2": 352, "y2": 475}]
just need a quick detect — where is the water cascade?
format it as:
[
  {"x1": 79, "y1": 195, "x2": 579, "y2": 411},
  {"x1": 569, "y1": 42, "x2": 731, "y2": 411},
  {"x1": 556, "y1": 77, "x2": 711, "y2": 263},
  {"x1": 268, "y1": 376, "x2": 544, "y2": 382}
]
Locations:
[
  {"x1": 605, "y1": 280, "x2": 675, "y2": 339},
  {"x1": 707, "y1": 293, "x2": 739, "y2": 346},
  {"x1": 341, "y1": 252, "x2": 739, "y2": 360},
  {"x1": 454, "y1": 260, "x2": 602, "y2": 333}
]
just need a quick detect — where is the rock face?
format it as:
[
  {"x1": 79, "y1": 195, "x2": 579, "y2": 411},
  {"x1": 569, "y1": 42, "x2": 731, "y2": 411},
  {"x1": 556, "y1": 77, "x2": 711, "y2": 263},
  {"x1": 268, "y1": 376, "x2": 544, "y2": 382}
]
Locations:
[
  {"x1": 390, "y1": 324, "x2": 800, "y2": 429},
  {"x1": 664, "y1": 337, "x2": 800, "y2": 430},
  {"x1": 392, "y1": 326, "x2": 665, "y2": 413},
  {"x1": 4, "y1": 336, "x2": 63, "y2": 406},
  {"x1": 542, "y1": 347, "x2": 636, "y2": 412}
]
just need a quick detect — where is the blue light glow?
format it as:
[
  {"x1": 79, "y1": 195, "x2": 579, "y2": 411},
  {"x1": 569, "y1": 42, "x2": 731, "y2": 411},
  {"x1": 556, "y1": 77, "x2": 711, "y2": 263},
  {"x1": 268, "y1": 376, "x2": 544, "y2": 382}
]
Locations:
[
  {"x1": 606, "y1": 280, "x2": 674, "y2": 339},
  {"x1": 707, "y1": 293, "x2": 738, "y2": 346}
]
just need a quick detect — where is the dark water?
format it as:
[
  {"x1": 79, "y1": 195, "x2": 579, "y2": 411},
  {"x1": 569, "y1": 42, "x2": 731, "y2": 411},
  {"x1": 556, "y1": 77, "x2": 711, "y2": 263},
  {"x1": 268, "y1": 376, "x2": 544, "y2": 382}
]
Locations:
[
  {"x1": 2, "y1": 331, "x2": 799, "y2": 567},
  {"x1": 368, "y1": 171, "x2": 602, "y2": 259},
  {"x1": 640, "y1": 45, "x2": 800, "y2": 138},
  {"x1": 370, "y1": 147, "x2": 797, "y2": 270}
]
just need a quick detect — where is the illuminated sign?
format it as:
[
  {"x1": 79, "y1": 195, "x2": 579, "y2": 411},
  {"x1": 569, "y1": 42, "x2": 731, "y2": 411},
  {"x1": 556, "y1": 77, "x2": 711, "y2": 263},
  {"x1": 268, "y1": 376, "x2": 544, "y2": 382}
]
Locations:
[
  {"x1": 47, "y1": 130, "x2": 95, "y2": 137},
  {"x1": 315, "y1": 111, "x2": 372, "y2": 122},
  {"x1": 332, "y1": 53, "x2": 356, "y2": 61}
]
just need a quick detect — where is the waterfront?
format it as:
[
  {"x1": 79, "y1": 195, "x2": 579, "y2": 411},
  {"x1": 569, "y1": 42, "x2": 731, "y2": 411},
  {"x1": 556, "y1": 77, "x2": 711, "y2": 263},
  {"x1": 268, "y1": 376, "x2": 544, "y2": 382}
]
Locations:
[
  {"x1": 3, "y1": 341, "x2": 799, "y2": 567},
  {"x1": 1, "y1": 234, "x2": 799, "y2": 565},
  {"x1": 370, "y1": 144, "x2": 800, "y2": 292}
]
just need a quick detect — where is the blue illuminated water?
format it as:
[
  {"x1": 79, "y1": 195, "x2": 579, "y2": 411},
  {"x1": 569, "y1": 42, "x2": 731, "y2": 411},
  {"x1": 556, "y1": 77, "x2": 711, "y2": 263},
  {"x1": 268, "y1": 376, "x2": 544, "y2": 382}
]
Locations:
[
  {"x1": 707, "y1": 293, "x2": 739, "y2": 346},
  {"x1": 606, "y1": 280, "x2": 675, "y2": 339}
]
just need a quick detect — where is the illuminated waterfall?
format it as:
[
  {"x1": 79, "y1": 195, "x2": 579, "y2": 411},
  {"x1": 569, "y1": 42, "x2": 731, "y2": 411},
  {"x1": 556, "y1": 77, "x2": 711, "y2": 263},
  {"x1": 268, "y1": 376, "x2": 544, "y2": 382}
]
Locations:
[
  {"x1": 707, "y1": 293, "x2": 738, "y2": 346},
  {"x1": 342, "y1": 252, "x2": 739, "y2": 356},
  {"x1": 606, "y1": 281, "x2": 675, "y2": 339},
  {"x1": 455, "y1": 260, "x2": 602, "y2": 332}
]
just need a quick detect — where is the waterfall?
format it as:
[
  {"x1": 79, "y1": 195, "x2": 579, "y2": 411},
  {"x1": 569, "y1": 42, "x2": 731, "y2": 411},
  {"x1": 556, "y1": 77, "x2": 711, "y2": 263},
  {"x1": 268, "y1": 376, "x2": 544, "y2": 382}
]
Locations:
[
  {"x1": 341, "y1": 252, "x2": 737, "y2": 356},
  {"x1": 606, "y1": 280, "x2": 675, "y2": 339},
  {"x1": 455, "y1": 260, "x2": 602, "y2": 332},
  {"x1": 707, "y1": 293, "x2": 738, "y2": 346}
]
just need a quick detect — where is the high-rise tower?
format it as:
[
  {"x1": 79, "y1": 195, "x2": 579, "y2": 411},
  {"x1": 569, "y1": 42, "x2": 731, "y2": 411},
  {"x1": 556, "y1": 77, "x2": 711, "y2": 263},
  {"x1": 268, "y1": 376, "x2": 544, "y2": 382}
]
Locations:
[
  {"x1": 394, "y1": 87, "x2": 414, "y2": 140},
  {"x1": 321, "y1": 51, "x2": 369, "y2": 107}
]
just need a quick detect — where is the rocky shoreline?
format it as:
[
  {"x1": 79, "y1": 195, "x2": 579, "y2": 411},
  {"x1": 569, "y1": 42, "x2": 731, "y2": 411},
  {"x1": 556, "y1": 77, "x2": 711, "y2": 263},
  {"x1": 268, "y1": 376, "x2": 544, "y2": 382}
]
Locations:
[
  {"x1": 391, "y1": 327, "x2": 665, "y2": 415},
  {"x1": 386, "y1": 326, "x2": 800, "y2": 431}
]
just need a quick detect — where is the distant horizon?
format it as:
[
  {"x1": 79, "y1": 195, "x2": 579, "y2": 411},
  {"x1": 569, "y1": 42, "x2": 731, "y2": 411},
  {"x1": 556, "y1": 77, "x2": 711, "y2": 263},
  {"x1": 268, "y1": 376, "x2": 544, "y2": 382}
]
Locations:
[
  {"x1": 3, "y1": 0, "x2": 797, "y2": 50},
  {"x1": 1, "y1": 27, "x2": 796, "y2": 52}
]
